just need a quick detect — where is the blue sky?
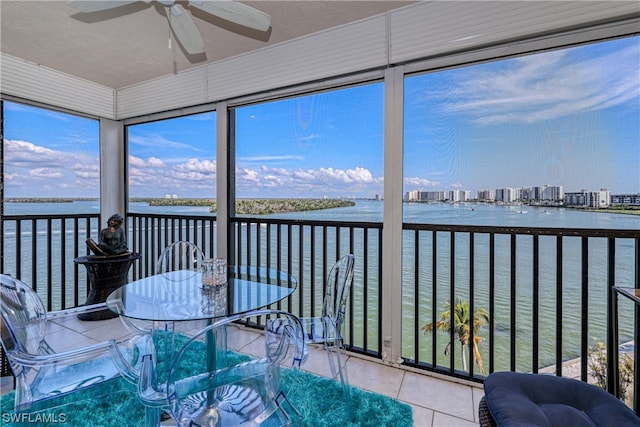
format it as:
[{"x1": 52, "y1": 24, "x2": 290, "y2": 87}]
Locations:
[
  {"x1": 404, "y1": 36, "x2": 640, "y2": 194},
  {"x1": 4, "y1": 36, "x2": 639, "y2": 199}
]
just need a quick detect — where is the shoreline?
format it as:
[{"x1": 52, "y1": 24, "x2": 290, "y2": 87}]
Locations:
[
  {"x1": 5, "y1": 197, "x2": 639, "y2": 216},
  {"x1": 4, "y1": 197, "x2": 357, "y2": 215}
]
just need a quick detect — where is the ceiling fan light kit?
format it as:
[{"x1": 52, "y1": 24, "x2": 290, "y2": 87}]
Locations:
[{"x1": 68, "y1": 0, "x2": 272, "y2": 55}]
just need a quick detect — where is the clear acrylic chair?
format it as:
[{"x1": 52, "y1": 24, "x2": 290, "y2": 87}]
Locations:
[
  {"x1": 267, "y1": 254, "x2": 355, "y2": 387},
  {"x1": 156, "y1": 240, "x2": 205, "y2": 281},
  {"x1": 154, "y1": 240, "x2": 206, "y2": 354},
  {"x1": 145, "y1": 309, "x2": 306, "y2": 426},
  {"x1": 0, "y1": 273, "x2": 155, "y2": 414}
]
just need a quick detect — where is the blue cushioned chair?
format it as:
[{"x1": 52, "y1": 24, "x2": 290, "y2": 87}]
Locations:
[{"x1": 481, "y1": 371, "x2": 640, "y2": 427}]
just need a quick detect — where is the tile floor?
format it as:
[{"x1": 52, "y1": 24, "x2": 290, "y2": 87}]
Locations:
[{"x1": 1, "y1": 315, "x2": 483, "y2": 427}]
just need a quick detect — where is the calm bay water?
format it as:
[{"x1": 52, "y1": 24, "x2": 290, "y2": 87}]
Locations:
[
  {"x1": 5, "y1": 199, "x2": 639, "y2": 228},
  {"x1": 3, "y1": 200, "x2": 639, "y2": 370}
]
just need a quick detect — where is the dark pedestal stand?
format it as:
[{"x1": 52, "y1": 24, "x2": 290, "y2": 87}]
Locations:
[{"x1": 74, "y1": 253, "x2": 141, "y2": 321}]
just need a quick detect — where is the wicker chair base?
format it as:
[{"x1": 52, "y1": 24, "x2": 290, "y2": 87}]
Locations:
[{"x1": 479, "y1": 395, "x2": 498, "y2": 427}]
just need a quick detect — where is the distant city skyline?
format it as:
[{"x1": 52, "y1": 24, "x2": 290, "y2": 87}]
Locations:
[
  {"x1": 406, "y1": 182, "x2": 636, "y2": 198},
  {"x1": 3, "y1": 36, "x2": 638, "y2": 199}
]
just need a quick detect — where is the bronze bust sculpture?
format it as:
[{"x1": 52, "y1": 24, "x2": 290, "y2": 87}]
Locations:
[{"x1": 86, "y1": 213, "x2": 129, "y2": 257}]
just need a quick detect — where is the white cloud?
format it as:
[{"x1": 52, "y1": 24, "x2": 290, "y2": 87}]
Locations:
[
  {"x1": 5, "y1": 139, "x2": 64, "y2": 167},
  {"x1": 238, "y1": 168, "x2": 260, "y2": 183},
  {"x1": 128, "y1": 155, "x2": 166, "y2": 168},
  {"x1": 175, "y1": 158, "x2": 216, "y2": 174},
  {"x1": 128, "y1": 133, "x2": 194, "y2": 151},
  {"x1": 128, "y1": 155, "x2": 146, "y2": 168},
  {"x1": 297, "y1": 134, "x2": 321, "y2": 143},
  {"x1": 293, "y1": 169, "x2": 315, "y2": 180},
  {"x1": 440, "y1": 43, "x2": 640, "y2": 125},
  {"x1": 4, "y1": 139, "x2": 100, "y2": 196},
  {"x1": 235, "y1": 165, "x2": 383, "y2": 197},
  {"x1": 404, "y1": 177, "x2": 440, "y2": 189},
  {"x1": 128, "y1": 156, "x2": 217, "y2": 195},
  {"x1": 147, "y1": 157, "x2": 166, "y2": 167},
  {"x1": 240, "y1": 155, "x2": 304, "y2": 162},
  {"x1": 30, "y1": 168, "x2": 64, "y2": 179}
]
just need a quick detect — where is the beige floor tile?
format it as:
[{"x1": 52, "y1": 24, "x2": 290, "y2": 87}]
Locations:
[
  {"x1": 82, "y1": 318, "x2": 137, "y2": 341},
  {"x1": 298, "y1": 345, "x2": 339, "y2": 378},
  {"x1": 238, "y1": 331, "x2": 267, "y2": 358},
  {"x1": 410, "y1": 404, "x2": 435, "y2": 427},
  {"x1": 347, "y1": 356, "x2": 404, "y2": 398},
  {"x1": 45, "y1": 328, "x2": 98, "y2": 351},
  {"x1": 227, "y1": 326, "x2": 261, "y2": 352},
  {"x1": 431, "y1": 412, "x2": 480, "y2": 427},
  {"x1": 398, "y1": 372, "x2": 476, "y2": 422},
  {"x1": 50, "y1": 313, "x2": 118, "y2": 333},
  {"x1": 471, "y1": 387, "x2": 484, "y2": 424}
]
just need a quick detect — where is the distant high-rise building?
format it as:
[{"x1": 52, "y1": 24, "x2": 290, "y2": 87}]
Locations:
[
  {"x1": 448, "y1": 190, "x2": 470, "y2": 202},
  {"x1": 589, "y1": 189, "x2": 610, "y2": 208},
  {"x1": 420, "y1": 191, "x2": 445, "y2": 201},
  {"x1": 477, "y1": 189, "x2": 496, "y2": 201},
  {"x1": 611, "y1": 193, "x2": 640, "y2": 206},
  {"x1": 541, "y1": 185, "x2": 563, "y2": 201},
  {"x1": 519, "y1": 187, "x2": 533, "y2": 201},
  {"x1": 495, "y1": 187, "x2": 517, "y2": 203},
  {"x1": 565, "y1": 189, "x2": 610, "y2": 208},
  {"x1": 404, "y1": 190, "x2": 420, "y2": 202},
  {"x1": 565, "y1": 190, "x2": 588, "y2": 206}
]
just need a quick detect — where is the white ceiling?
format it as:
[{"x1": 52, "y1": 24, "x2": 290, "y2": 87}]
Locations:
[{"x1": 0, "y1": 1, "x2": 417, "y2": 89}]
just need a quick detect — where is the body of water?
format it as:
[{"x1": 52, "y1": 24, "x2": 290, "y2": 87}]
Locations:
[
  {"x1": 5, "y1": 199, "x2": 639, "y2": 229},
  {"x1": 3, "y1": 200, "x2": 638, "y2": 372}
]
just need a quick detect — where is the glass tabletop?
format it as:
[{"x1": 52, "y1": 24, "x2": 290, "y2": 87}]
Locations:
[
  {"x1": 106, "y1": 265, "x2": 297, "y2": 321},
  {"x1": 613, "y1": 287, "x2": 640, "y2": 305}
]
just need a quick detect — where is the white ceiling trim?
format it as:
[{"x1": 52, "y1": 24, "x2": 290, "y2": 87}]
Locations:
[
  {"x1": 2, "y1": 1, "x2": 638, "y2": 121},
  {"x1": 1, "y1": 53, "x2": 115, "y2": 118}
]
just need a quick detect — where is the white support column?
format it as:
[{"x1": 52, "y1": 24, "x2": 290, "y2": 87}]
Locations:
[
  {"x1": 99, "y1": 118, "x2": 126, "y2": 226},
  {"x1": 215, "y1": 102, "x2": 229, "y2": 259},
  {"x1": 381, "y1": 65, "x2": 405, "y2": 365}
]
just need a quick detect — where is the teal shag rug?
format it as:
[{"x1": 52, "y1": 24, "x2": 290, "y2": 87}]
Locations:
[{"x1": 1, "y1": 334, "x2": 412, "y2": 426}]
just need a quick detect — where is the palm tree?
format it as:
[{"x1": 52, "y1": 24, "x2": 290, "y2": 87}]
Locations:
[{"x1": 422, "y1": 297, "x2": 489, "y2": 375}]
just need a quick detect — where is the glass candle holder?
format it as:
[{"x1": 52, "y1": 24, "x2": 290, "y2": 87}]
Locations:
[{"x1": 202, "y1": 258, "x2": 227, "y2": 287}]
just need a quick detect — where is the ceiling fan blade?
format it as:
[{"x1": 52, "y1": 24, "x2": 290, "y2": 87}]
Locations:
[
  {"x1": 189, "y1": 0, "x2": 271, "y2": 32},
  {"x1": 166, "y1": 4, "x2": 205, "y2": 55},
  {"x1": 68, "y1": 0, "x2": 138, "y2": 13}
]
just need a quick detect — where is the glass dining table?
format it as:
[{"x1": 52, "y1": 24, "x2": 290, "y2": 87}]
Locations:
[
  {"x1": 105, "y1": 265, "x2": 297, "y2": 426},
  {"x1": 106, "y1": 265, "x2": 297, "y2": 323}
]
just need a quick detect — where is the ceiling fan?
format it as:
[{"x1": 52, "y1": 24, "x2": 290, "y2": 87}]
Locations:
[{"x1": 68, "y1": 0, "x2": 272, "y2": 55}]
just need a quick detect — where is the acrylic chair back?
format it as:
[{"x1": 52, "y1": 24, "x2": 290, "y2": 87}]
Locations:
[
  {"x1": 0, "y1": 273, "x2": 154, "y2": 415},
  {"x1": 0, "y1": 274, "x2": 49, "y2": 357},
  {"x1": 156, "y1": 241, "x2": 205, "y2": 280},
  {"x1": 166, "y1": 309, "x2": 305, "y2": 427},
  {"x1": 321, "y1": 254, "x2": 355, "y2": 333}
]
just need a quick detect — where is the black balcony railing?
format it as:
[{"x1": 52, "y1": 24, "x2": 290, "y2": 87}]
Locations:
[
  {"x1": 1, "y1": 211, "x2": 638, "y2": 413},
  {"x1": 127, "y1": 212, "x2": 218, "y2": 279},
  {"x1": 1, "y1": 213, "x2": 100, "y2": 310},
  {"x1": 229, "y1": 216, "x2": 384, "y2": 359},
  {"x1": 400, "y1": 224, "x2": 639, "y2": 392}
]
